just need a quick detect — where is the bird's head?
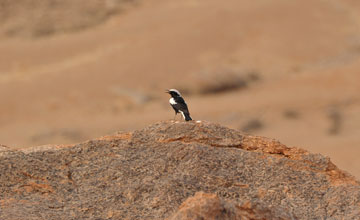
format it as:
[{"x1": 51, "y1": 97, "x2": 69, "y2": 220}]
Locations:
[{"x1": 166, "y1": 89, "x2": 181, "y2": 97}]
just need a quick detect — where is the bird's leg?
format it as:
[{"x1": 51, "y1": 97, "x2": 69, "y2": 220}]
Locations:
[{"x1": 173, "y1": 113, "x2": 177, "y2": 121}]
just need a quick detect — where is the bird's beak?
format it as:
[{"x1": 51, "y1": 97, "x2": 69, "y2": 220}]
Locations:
[{"x1": 165, "y1": 89, "x2": 170, "y2": 93}]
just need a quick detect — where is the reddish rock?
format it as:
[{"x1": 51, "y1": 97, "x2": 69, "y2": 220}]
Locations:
[
  {"x1": 0, "y1": 121, "x2": 359, "y2": 219},
  {"x1": 169, "y1": 192, "x2": 289, "y2": 220}
]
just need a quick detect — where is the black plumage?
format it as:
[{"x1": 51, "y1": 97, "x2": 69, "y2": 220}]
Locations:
[{"x1": 166, "y1": 89, "x2": 192, "y2": 121}]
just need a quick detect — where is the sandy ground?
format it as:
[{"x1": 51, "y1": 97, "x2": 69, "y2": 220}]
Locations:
[{"x1": 0, "y1": 0, "x2": 359, "y2": 178}]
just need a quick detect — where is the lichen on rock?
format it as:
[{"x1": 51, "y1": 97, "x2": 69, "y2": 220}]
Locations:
[{"x1": 0, "y1": 121, "x2": 359, "y2": 219}]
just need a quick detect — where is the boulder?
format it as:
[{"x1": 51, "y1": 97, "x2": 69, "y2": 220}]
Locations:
[{"x1": 0, "y1": 121, "x2": 359, "y2": 219}]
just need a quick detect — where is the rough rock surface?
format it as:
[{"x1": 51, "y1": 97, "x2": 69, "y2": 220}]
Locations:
[
  {"x1": 169, "y1": 192, "x2": 283, "y2": 220},
  {"x1": 0, "y1": 121, "x2": 359, "y2": 219}
]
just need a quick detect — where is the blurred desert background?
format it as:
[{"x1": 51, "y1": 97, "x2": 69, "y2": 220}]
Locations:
[{"x1": 0, "y1": 0, "x2": 359, "y2": 178}]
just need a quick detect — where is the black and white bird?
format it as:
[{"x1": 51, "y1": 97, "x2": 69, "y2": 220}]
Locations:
[{"x1": 166, "y1": 89, "x2": 192, "y2": 121}]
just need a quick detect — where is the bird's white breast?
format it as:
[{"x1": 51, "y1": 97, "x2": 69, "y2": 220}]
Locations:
[{"x1": 169, "y1": 98, "x2": 177, "y2": 105}]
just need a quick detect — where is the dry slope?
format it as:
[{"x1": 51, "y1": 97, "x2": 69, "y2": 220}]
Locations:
[{"x1": 0, "y1": 121, "x2": 359, "y2": 219}]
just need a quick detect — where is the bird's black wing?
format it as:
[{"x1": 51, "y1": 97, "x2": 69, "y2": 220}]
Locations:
[
  {"x1": 173, "y1": 97, "x2": 190, "y2": 114},
  {"x1": 171, "y1": 105, "x2": 179, "y2": 113}
]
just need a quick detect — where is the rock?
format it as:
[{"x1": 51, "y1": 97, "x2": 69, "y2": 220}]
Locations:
[
  {"x1": 169, "y1": 192, "x2": 290, "y2": 220},
  {"x1": 0, "y1": 121, "x2": 359, "y2": 219}
]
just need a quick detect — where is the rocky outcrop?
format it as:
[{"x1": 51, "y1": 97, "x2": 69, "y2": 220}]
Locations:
[
  {"x1": 0, "y1": 121, "x2": 359, "y2": 219},
  {"x1": 169, "y1": 192, "x2": 286, "y2": 220}
]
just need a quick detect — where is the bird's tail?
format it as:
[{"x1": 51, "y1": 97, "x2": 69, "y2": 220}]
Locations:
[{"x1": 184, "y1": 113, "x2": 192, "y2": 121}]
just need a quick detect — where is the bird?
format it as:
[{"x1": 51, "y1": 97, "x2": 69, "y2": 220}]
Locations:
[{"x1": 166, "y1": 89, "x2": 192, "y2": 121}]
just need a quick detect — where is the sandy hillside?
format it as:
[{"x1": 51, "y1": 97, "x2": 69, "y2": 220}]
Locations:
[{"x1": 0, "y1": 0, "x2": 359, "y2": 178}]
